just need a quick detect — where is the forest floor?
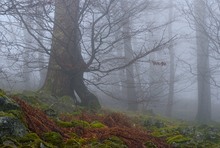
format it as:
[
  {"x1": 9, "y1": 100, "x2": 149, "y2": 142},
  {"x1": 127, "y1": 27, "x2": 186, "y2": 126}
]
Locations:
[{"x1": 1, "y1": 92, "x2": 220, "y2": 148}]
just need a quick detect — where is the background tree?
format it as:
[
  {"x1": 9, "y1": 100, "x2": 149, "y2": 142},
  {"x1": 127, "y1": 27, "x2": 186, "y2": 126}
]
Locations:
[
  {"x1": 121, "y1": 0, "x2": 137, "y2": 111},
  {"x1": 194, "y1": 0, "x2": 211, "y2": 123},
  {"x1": 166, "y1": 0, "x2": 175, "y2": 117},
  {"x1": 183, "y1": 0, "x2": 211, "y2": 123}
]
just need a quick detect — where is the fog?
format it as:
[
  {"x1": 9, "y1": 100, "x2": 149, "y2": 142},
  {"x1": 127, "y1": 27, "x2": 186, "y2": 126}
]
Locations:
[{"x1": 0, "y1": 0, "x2": 219, "y2": 123}]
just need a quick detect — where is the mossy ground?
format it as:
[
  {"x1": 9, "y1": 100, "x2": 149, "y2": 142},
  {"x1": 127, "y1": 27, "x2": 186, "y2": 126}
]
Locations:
[{"x1": 1, "y1": 91, "x2": 220, "y2": 147}]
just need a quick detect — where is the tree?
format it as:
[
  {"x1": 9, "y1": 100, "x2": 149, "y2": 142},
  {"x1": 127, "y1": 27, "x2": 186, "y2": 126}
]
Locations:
[
  {"x1": 121, "y1": 0, "x2": 137, "y2": 111},
  {"x1": 41, "y1": 0, "x2": 101, "y2": 109},
  {"x1": 1, "y1": 0, "x2": 173, "y2": 110},
  {"x1": 35, "y1": 4, "x2": 47, "y2": 88},
  {"x1": 166, "y1": 0, "x2": 175, "y2": 117},
  {"x1": 22, "y1": 1, "x2": 34, "y2": 90},
  {"x1": 194, "y1": 0, "x2": 211, "y2": 123}
]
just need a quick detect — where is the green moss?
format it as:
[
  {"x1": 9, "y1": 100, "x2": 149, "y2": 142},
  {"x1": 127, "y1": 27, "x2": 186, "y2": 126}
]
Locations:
[
  {"x1": 151, "y1": 126, "x2": 180, "y2": 138},
  {"x1": 145, "y1": 141, "x2": 157, "y2": 148},
  {"x1": 18, "y1": 133, "x2": 40, "y2": 143},
  {"x1": 56, "y1": 120, "x2": 74, "y2": 128},
  {"x1": 167, "y1": 135, "x2": 191, "y2": 144},
  {"x1": 90, "y1": 121, "x2": 106, "y2": 128},
  {"x1": 12, "y1": 92, "x2": 49, "y2": 111},
  {"x1": 0, "y1": 111, "x2": 15, "y2": 118},
  {"x1": 7, "y1": 110, "x2": 24, "y2": 120},
  {"x1": 1, "y1": 137, "x2": 21, "y2": 147},
  {"x1": 60, "y1": 96, "x2": 73, "y2": 103},
  {"x1": 0, "y1": 89, "x2": 6, "y2": 97},
  {"x1": 86, "y1": 136, "x2": 127, "y2": 148},
  {"x1": 71, "y1": 120, "x2": 90, "y2": 128},
  {"x1": 42, "y1": 132, "x2": 63, "y2": 146},
  {"x1": 103, "y1": 136, "x2": 127, "y2": 148},
  {"x1": 64, "y1": 139, "x2": 81, "y2": 148}
]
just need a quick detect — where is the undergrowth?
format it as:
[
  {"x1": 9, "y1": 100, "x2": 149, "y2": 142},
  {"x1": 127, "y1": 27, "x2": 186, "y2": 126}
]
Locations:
[{"x1": 1, "y1": 92, "x2": 220, "y2": 147}]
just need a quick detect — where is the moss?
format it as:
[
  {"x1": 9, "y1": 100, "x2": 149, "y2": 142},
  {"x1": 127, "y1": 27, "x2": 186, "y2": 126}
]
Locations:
[
  {"x1": 42, "y1": 132, "x2": 63, "y2": 146},
  {"x1": 0, "y1": 89, "x2": 6, "y2": 97},
  {"x1": 56, "y1": 120, "x2": 73, "y2": 128},
  {"x1": 0, "y1": 111, "x2": 15, "y2": 118},
  {"x1": 7, "y1": 110, "x2": 24, "y2": 120},
  {"x1": 145, "y1": 141, "x2": 157, "y2": 148},
  {"x1": 72, "y1": 107, "x2": 85, "y2": 115},
  {"x1": 71, "y1": 120, "x2": 90, "y2": 128},
  {"x1": 60, "y1": 96, "x2": 73, "y2": 103},
  {"x1": 1, "y1": 137, "x2": 21, "y2": 147},
  {"x1": 18, "y1": 133, "x2": 40, "y2": 143},
  {"x1": 25, "y1": 139, "x2": 54, "y2": 148},
  {"x1": 56, "y1": 119, "x2": 90, "y2": 128},
  {"x1": 14, "y1": 93, "x2": 49, "y2": 110},
  {"x1": 104, "y1": 136, "x2": 127, "y2": 148},
  {"x1": 64, "y1": 138, "x2": 81, "y2": 148},
  {"x1": 90, "y1": 121, "x2": 106, "y2": 128},
  {"x1": 86, "y1": 136, "x2": 128, "y2": 148},
  {"x1": 44, "y1": 109, "x2": 58, "y2": 117},
  {"x1": 167, "y1": 135, "x2": 191, "y2": 144}
]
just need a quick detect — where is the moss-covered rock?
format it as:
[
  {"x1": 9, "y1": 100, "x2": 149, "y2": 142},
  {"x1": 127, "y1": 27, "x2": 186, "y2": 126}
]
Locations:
[
  {"x1": 145, "y1": 141, "x2": 157, "y2": 148},
  {"x1": 167, "y1": 135, "x2": 191, "y2": 144},
  {"x1": 71, "y1": 120, "x2": 90, "y2": 128},
  {"x1": 90, "y1": 121, "x2": 106, "y2": 128},
  {"x1": 18, "y1": 133, "x2": 40, "y2": 143},
  {"x1": 103, "y1": 136, "x2": 127, "y2": 148},
  {"x1": 17, "y1": 133, "x2": 54, "y2": 148},
  {"x1": 0, "y1": 96, "x2": 20, "y2": 112},
  {"x1": 87, "y1": 136, "x2": 127, "y2": 148},
  {"x1": 56, "y1": 120, "x2": 74, "y2": 128},
  {"x1": 1, "y1": 138, "x2": 21, "y2": 147},
  {"x1": 64, "y1": 138, "x2": 81, "y2": 148},
  {"x1": 0, "y1": 116, "x2": 28, "y2": 138},
  {"x1": 42, "y1": 132, "x2": 63, "y2": 146},
  {"x1": 0, "y1": 92, "x2": 28, "y2": 140}
]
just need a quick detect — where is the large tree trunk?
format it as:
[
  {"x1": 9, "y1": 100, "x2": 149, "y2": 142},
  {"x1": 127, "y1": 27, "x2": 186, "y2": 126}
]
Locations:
[
  {"x1": 42, "y1": 0, "x2": 100, "y2": 109},
  {"x1": 195, "y1": 0, "x2": 211, "y2": 123}
]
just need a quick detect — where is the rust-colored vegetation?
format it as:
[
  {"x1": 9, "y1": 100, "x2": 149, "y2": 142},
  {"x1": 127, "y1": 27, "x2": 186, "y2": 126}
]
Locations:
[
  {"x1": 12, "y1": 96, "x2": 70, "y2": 139},
  {"x1": 12, "y1": 96, "x2": 171, "y2": 148}
]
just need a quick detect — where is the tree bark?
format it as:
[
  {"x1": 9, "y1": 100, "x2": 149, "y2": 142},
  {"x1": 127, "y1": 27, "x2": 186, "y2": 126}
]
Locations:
[{"x1": 42, "y1": 0, "x2": 100, "y2": 109}]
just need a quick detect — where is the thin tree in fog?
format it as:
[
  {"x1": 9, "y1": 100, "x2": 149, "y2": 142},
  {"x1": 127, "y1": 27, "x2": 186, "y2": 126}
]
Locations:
[
  {"x1": 36, "y1": 4, "x2": 47, "y2": 88},
  {"x1": 194, "y1": 0, "x2": 211, "y2": 123},
  {"x1": 166, "y1": 0, "x2": 175, "y2": 117},
  {"x1": 23, "y1": 3, "x2": 33, "y2": 90}
]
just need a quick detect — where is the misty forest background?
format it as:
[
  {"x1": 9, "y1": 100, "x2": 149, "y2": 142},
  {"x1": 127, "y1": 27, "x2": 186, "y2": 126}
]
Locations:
[{"x1": 0, "y1": 0, "x2": 219, "y2": 124}]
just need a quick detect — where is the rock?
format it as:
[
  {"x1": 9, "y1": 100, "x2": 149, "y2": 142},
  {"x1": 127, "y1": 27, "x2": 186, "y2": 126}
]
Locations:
[
  {"x1": 44, "y1": 108, "x2": 58, "y2": 117},
  {"x1": 0, "y1": 116, "x2": 28, "y2": 138},
  {"x1": 0, "y1": 96, "x2": 20, "y2": 112},
  {"x1": 0, "y1": 92, "x2": 28, "y2": 140}
]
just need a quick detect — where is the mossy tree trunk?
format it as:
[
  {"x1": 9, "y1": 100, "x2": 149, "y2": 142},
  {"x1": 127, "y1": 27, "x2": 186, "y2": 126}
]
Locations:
[{"x1": 42, "y1": 0, "x2": 101, "y2": 109}]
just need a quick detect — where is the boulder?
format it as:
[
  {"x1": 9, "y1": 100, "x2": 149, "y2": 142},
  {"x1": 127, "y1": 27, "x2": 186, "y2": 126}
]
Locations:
[
  {"x1": 0, "y1": 91, "x2": 28, "y2": 141},
  {"x1": 0, "y1": 96, "x2": 20, "y2": 112},
  {"x1": 0, "y1": 116, "x2": 27, "y2": 138}
]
